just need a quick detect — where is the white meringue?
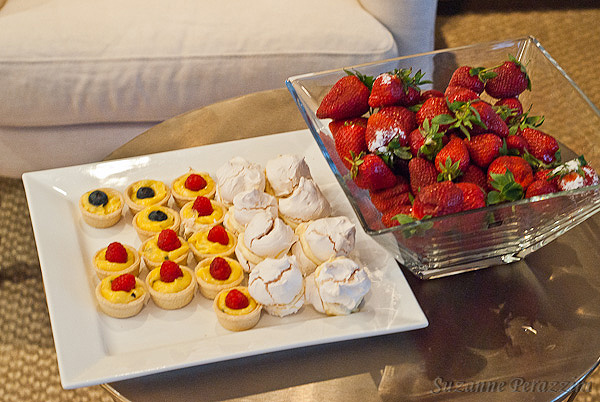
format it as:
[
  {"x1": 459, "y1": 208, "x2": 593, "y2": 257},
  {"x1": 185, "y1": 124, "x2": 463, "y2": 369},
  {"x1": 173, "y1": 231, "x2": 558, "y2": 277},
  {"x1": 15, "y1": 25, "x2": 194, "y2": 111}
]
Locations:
[
  {"x1": 248, "y1": 256, "x2": 304, "y2": 317},
  {"x1": 265, "y1": 154, "x2": 313, "y2": 197},
  {"x1": 291, "y1": 216, "x2": 356, "y2": 276},
  {"x1": 278, "y1": 177, "x2": 331, "y2": 229},
  {"x1": 234, "y1": 211, "x2": 297, "y2": 272},
  {"x1": 215, "y1": 157, "x2": 265, "y2": 205},
  {"x1": 224, "y1": 189, "x2": 278, "y2": 235},
  {"x1": 306, "y1": 257, "x2": 371, "y2": 316}
]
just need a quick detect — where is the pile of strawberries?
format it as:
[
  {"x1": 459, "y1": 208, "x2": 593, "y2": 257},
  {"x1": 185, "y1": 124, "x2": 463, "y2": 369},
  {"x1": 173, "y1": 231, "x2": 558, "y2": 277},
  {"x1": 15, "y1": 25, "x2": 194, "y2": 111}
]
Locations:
[{"x1": 316, "y1": 56, "x2": 599, "y2": 227}]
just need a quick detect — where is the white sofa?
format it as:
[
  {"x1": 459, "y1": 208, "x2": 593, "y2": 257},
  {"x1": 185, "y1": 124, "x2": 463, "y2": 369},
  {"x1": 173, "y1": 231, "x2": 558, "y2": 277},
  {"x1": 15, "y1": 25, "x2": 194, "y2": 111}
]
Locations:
[{"x1": 0, "y1": 0, "x2": 437, "y2": 177}]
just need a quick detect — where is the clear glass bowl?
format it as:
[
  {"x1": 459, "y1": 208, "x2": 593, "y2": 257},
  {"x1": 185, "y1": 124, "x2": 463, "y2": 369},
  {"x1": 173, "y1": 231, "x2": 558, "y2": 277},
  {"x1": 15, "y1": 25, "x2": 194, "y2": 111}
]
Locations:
[{"x1": 286, "y1": 36, "x2": 600, "y2": 279}]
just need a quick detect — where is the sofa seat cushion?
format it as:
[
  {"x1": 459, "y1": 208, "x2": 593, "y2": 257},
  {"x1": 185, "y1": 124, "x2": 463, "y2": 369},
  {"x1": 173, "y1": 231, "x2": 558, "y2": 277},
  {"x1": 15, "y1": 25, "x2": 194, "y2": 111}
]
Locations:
[{"x1": 0, "y1": 0, "x2": 397, "y2": 127}]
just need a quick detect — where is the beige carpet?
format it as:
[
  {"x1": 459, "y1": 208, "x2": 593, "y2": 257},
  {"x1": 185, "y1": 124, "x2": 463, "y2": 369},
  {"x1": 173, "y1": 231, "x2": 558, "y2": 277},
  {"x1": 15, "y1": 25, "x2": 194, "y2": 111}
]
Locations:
[{"x1": 1, "y1": 2, "x2": 599, "y2": 401}]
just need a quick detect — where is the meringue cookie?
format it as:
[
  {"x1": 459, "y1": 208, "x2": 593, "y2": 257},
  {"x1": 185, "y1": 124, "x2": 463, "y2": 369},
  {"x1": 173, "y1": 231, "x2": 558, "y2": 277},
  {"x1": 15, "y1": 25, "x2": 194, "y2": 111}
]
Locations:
[
  {"x1": 215, "y1": 157, "x2": 266, "y2": 205},
  {"x1": 291, "y1": 216, "x2": 356, "y2": 276},
  {"x1": 248, "y1": 256, "x2": 304, "y2": 317},
  {"x1": 223, "y1": 189, "x2": 278, "y2": 236},
  {"x1": 235, "y1": 211, "x2": 297, "y2": 272},
  {"x1": 306, "y1": 257, "x2": 371, "y2": 316},
  {"x1": 278, "y1": 177, "x2": 332, "y2": 229},
  {"x1": 265, "y1": 154, "x2": 313, "y2": 197}
]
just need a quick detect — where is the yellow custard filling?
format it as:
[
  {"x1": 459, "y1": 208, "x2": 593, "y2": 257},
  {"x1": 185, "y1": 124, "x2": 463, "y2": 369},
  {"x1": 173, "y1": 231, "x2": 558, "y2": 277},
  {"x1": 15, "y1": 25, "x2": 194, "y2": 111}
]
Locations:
[
  {"x1": 95, "y1": 248, "x2": 135, "y2": 272},
  {"x1": 216, "y1": 288, "x2": 258, "y2": 316},
  {"x1": 141, "y1": 236, "x2": 189, "y2": 263},
  {"x1": 189, "y1": 230, "x2": 234, "y2": 255},
  {"x1": 100, "y1": 276, "x2": 145, "y2": 304},
  {"x1": 129, "y1": 180, "x2": 168, "y2": 206},
  {"x1": 197, "y1": 257, "x2": 243, "y2": 285},
  {"x1": 180, "y1": 201, "x2": 224, "y2": 225},
  {"x1": 147, "y1": 268, "x2": 192, "y2": 293},
  {"x1": 82, "y1": 190, "x2": 122, "y2": 215},
  {"x1": 173, "y1": 172, "x2": 215, "y2": 198},
  {"x1": 136, "y1": 206, "x2": 176, "y2": 231}
]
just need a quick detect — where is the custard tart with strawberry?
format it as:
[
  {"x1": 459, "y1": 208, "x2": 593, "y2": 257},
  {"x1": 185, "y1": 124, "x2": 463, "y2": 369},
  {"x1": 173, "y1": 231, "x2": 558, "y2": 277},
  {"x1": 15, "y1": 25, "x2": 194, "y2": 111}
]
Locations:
[
  {"x1": 145, "y1": 261, "x2": 196, "y2": 310},
  {"x1": 195, "y1": 256, "x2": 244, "y2": 299},
  {"x1": 79, "y1": 188, "x2": 124, "y2": 228},
  {"x1": 125, "y1": 179, "x2": 170, "y2": 214},
  {"x1": 188, "y1": 224, "x2": 236, "y2": 261},
  {"x1": 133, "y1": 205, "x2": 181, "y2": 241},
  {"x1": 139, "y1": 229, "x2": 190, "y2": 269},
  {"x1": 95, "y1": 273, "x2": 148, "y2": 318},
  {"x1": 171, "y1": 171, "x2": 216, "y2": 208},
  {"x1": 213, "y1": 286, "x2": 262, "y2": 331},
  {"x1": 179, "y1": 196, "x2": 226, "y2": 238},
  {"x1": 93, "y1": 241, "x2": 141, "y2": 279}
]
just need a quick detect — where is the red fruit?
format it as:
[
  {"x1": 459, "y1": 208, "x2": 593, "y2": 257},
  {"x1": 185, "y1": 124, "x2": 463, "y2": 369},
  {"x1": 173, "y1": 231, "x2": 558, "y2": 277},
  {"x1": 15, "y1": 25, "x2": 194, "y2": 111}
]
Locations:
[
  {"x1": 105, "y1": 242, "x2": 128, "y2": 263},
  {"x1": 334, "y1": 120, "x2": 368, "y2": 169},
  {"x1": 185, "y1": 173, "x2": 207, "y2": 191},
  {"x1": 111, "y1": 273, "x2": 136, "y2": 292},
  {"x1": 494, "y1": 98, "x2": 523, "y2": 122},
  {"x1": 157, "y1": 229, "x2": 182, "y2": 251},
  {"x1": 445, "y1": 86, "x2": 479, "y2": 103},
  {"x1": 534, "y1": 168, "x2": 558, "y2": 184},
  {"x1": 225, "y1": 288, "x2": 250, "y2": 310},
  {"x1": 448, "y1": 66, "x2": 486, "y2": 94},
  {"x1": 160, "y1": 260, "x2": 183, "y2": 283},
  {"x1": 350, "y1": 153, "x2": 397, "y2": 191},
  {"x1": 209, "y1": 257, "x2": 232, "y2": 280},
  {"x1": 329, "y1": 117, "x2": 367, "y2": 138},
  {"x1": 465, "y1": 133, "x2": 502, "y2": 169},
  {"x1": 365, "y1": 106, "x2": 416, "y2": 152},
  {"x1": 207, "y1": 225, "x2": 230, "y2": 245},
  {"x1": 519, "y1": 127, "x2": 560, "y2": 164},
  {"x1": 458, "y1": 164, "x2": 488, "y2": 190},
  {"x1": 525, "y1": 179, "x2": 558, "y2": 198},
  {"x1": 369, "y1": 178, "x2": 411, "y2": 213},
  {"x1": 485, "y1": 58, "x2": 530, "y2": 98},
  {"x1": 470, "y1": 101, "x2": 509, "y2": 138},
  {"x1": 412, "y1": 181, "x2": 464, "y2": 219},
  {"x1": 416, "y1": 97, "x2": 453, "y2": 130},
  {"x1": 582, "y1": 165, "x2": 599, "y2": 186},
  {"x1": 505, "y1": 135, "x2": 528, "y2": 155},
  {"x1": 368, "y1": 70, "x2": 421, "y2": 108},
  {"x1": 408, "y1": 157, "x2": 438, "y2": 194},
  {"x1": 316, "y1": 75, "x2": 370, "y2": 120},
  {"x1": 487, "y1": 155, "x2": 534, "y2": 190},
  {"x1": 192, "y1": 196, "x2": 214, "y2": 216},
  {"x1": 408, "y1": 120, "x2": 445, "y2": 160},
  {"x1": 455, "y1": 182, "x2": 486, "y2": 210},
  {"x1": 558, "y1": 172, "x2": 585, "y2": 191},
  {"x1": 435, "y1": 137, "x2": 470, "y2": 181},
  {"x1": 382, "y1": 205, "x2": 413, "y2": 227},
  {"x1": 420, "y1": 89, "x2": 445, "y2": 102}
]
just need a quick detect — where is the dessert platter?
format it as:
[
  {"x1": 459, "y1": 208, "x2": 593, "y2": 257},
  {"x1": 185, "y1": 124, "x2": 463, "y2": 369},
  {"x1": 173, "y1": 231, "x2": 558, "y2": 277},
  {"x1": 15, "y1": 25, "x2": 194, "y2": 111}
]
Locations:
[{"x1": 22, "y1": 130, "x2": 428, "y2": 389}]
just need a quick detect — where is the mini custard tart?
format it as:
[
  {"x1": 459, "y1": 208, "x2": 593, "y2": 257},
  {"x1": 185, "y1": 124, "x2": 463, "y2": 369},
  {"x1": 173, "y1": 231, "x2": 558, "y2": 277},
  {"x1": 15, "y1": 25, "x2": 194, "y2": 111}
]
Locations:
[
  {"x1": 188, "y1": 224, "x2": 236, "y2": 261},
  {"x1": 195, "y1": 256, "x2": 244, "y2": 299},
  {"x1": 179, "y1": 196, "x2": 226, "y2": 239},
  {"x1": 95, "y1": 273, "x2": 148, "y2": 318},
  {"x1": 79, "y1": 188, "x2": 124, "y2": 228},
  {"x1": 139, "y1": 229, "x2": 190, "y2": 270},
  {"x1": 132, "y1": 205, "x2": 181, "y2": 241},
  {"x1": 171, "y1": 171, "x2": 216, "y2": 208},
  {"x1": 145, "y1": 261, "x2": 196, "y2": 310},
  {"x1": 124, "y1": 179, "x2": 170, "y2": 215},
  {"x1": 213, "y1": 286, "x2": 262, "y2": 331},
  {"x1": 93, "y1": 241, "x2": 141, "y2": 279}
]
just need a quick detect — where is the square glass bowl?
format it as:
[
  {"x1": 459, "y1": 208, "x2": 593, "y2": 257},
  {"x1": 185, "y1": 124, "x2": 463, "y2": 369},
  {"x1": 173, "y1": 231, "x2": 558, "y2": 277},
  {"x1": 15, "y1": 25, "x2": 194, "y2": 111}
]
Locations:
[{"x1": 286, "y1": 36, "x2": 600, "y2": 279}]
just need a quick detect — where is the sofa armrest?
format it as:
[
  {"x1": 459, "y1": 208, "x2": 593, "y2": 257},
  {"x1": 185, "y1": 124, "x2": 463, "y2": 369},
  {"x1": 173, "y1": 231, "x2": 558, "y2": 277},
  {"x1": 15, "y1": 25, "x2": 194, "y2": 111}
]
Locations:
[{"x1": 359, "y1": 0, "x2": 438, "y2": 56}]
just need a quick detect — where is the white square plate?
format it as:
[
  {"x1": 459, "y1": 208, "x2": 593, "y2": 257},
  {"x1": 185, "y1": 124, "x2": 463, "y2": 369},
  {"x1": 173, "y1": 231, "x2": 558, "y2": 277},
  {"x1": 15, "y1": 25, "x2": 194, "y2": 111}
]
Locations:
[{"x1": 23, "y1": 129, "x2": 428, "y2": 389}]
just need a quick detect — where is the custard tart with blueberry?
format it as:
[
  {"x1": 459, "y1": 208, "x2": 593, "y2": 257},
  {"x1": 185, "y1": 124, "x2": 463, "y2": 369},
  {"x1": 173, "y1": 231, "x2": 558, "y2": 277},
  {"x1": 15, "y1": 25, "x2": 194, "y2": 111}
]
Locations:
[
  {"x1": 93, "y1": 241, "x2": 141, "y2": 279},
  {"x1": 171, "y1": 171, "x2": 216, "y2": 208},
  {"x1": 95, "y1": 273, "x2": 148, "y2": 318},
  {"x1": 125, "y1": 179, "x2": 170, "y2": 214},
  {"x1": 133, "y1": 205, "x2": 181, "y2": 241},
  {"x1": 79, "y1": 188, "x2": 124, "y2": 228}
]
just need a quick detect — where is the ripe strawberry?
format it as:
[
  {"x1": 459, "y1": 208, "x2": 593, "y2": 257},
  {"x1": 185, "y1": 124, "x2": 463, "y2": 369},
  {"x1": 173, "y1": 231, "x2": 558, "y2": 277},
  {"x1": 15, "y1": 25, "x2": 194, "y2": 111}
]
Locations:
[
  {"x1": 185, "y1": 173, "x2": 207, "y2": 191},
  {"x1": 160, "y1": 260, "x2": 183, "y2": 283},
  {"x1": 111, "y1": 273, "x2": 136, "y2": 292},
  {"x1": 487, "y1": 155, "x2": 533, "y2": 203},
  {"x1": 470, "y1": 100, "x2": 509, "y2": 138},
  {"x1": 505, "y1": 134, "x2": 528, "y2": 156},
  {"x1": 368, "y1": 69, "x2": 429, "y2": 108},
  {"x1": 350, "y1": 153, "x2": 397, "y2": 191},
  {"x1": 582, "y1": 165, "x2": 600, "y2": 186},
  {"x1": 519, "y1": 127, "x2": 560, "y2": 164},
  {"x1": 445, "y1": 86, "x2": 479, "y2": 103},
  {"x1": 494, "y1": 98, "x2": 523, "y2": 122},
  {"x1": 209, "y1": 257, "x2": 232, "y2": 280},
  {"x1": 488, "y1": 155, "x2": 533, "y2": 189},
  {"x1": 447, "y1": 65, "x2": 495, "y2": 94},
  {"x1": 456, "y1": 182, "x2": 486, "y2": 210},
  {"x1": 534, "y1": 168, "x2": 558, "y2": 185},
  {"x1": 412, "y1": 181, "x2": 464, "y2": 219},
  {"x1": 334, "y1": 120, "x2": 368, "y2": 169},
  {"x1": 157, "y1": 229, "x2": 181, "y2": 251},
  {"x1": 408, "y1": 119, "x2": 445, "y2": 160},
  {"x1": 329, "y1": 117, "x2": 367, "y2": 138},
  {"x1": 207, "y1": 225, "x2": 230, "y2": 245},
  {"x1": 416, "y1": 97, "x2": 453, "y2": 130},
  {"x1": 316, "y1": 74, "x2": 371, "y2": 120},
  {"x1": 485, "y1": 56, "x2": 531, "y2": 98},
  {"x1": 105, "y1": 242, "x2": 128, "y2": 263},
  {"x1": 419, "y1": 89, "x2": 445, "y2": 102},
  {"x1": 408, "y1": 157, "x2": 438, "y2": 194},
  {"x1": 382, "y1": 204, "x2": 413, "y2": 227},
  {"x1": 458, "y1": 164, "x2": 488, "y2": 190},
  {"x1": 558, "y1": 172, "x2": 585, "y2": 191},
  {"x1": 465, "y1": 133, "x2": 502, "y2": 169},
  {"x1": 369, "y1": 177, "x2": 411, "y2": 213},
  {"x1": 365, "y1": 106, "x2": 416, "y2": 152},
  {"x1": 225, "y1": 288, "x2": 250, "y2": 310},
  {"x1": 525, "y1": 179, "x2": 558, "y2": 197},
  {"x1": 435, "y1": 136, "x2": 470, "y2": 181},
  {"x1": 192, "y1": 196, "x2": 214, "y2": 216}
]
